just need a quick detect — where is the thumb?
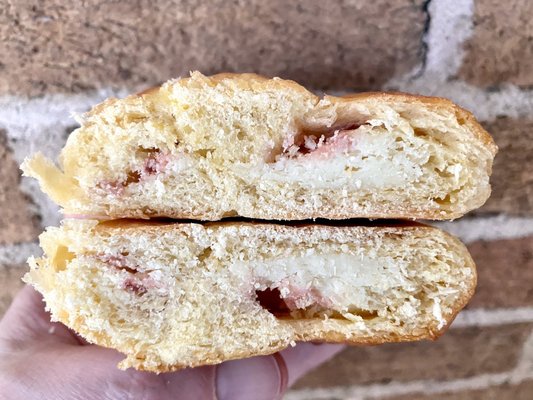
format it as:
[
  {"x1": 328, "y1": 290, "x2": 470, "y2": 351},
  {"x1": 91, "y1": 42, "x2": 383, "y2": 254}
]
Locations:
[
  {"x1": 281, "y1": 342, "x2": 345, "y2": 386},
  {"x1": 215, "y1": 353, "x2": 287, "y2": 400},
  {"x1": 214, "y1": 343, "x2": 344, "y2": 400}
]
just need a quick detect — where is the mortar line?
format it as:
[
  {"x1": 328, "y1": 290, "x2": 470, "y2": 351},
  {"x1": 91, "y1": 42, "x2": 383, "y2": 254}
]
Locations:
[
  {"x1": 288, "y1": 324, "x2": 533, "y2": 400},
  {"x1": 451, "y1": 307, "x2": 533, "y2": 328},
  {"x1": 382, "y1": 0, "x2": 533, "y2": 121},
  {"x1": 432, "y1": 215, "x2": 533, "y2": 244},
  {"x1": 511, "y1": 329, "x2": 533, "y2": 383},
  {"x1": 0, "y1": 241, "x2": 41, "y2": 266},
  {"x1": 285, "y1": 371, "x2": 521, "y2": 400}
]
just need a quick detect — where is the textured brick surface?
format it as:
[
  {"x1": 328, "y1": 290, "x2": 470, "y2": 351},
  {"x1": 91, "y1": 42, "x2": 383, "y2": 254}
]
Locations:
[
  {"x1": 386, "y1": 379, "x2": 533, "y2": 400},
  {"x1": 468, "y1": 236, "x2": 533, "y2": 309},
  {"x1": 293, "y1": 324, "x2": 531, "y2": 389},
  {"x1": 0, "y1": 265, "x2": 25, "y2": 318},
  {"x1": 0, "y1": 0, "x2": 426, "y2": 96},
  {"x1": 480, "y1": 118, "x2": 533, "y2": 215},
  {"x1": 0, "y1": 130, "x2": 40, "y2": 244},
  {"x1": 458, "y1": 0, "x2": 533, "y2": 88}
]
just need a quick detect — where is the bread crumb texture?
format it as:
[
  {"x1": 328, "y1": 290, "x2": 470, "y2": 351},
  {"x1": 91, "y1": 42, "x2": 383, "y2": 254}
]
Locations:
[
  {"x1": 22, "y1": 72, "x2": 497, "y2": 220},
  {"x1": 25, "y1": 220, "x2": 476, "y2": 372}
]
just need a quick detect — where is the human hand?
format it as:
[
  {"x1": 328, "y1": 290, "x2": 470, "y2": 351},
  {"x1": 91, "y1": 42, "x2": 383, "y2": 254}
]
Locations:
[{"x1": 0, "y1": 286, "x2": 344, "y2": 400}]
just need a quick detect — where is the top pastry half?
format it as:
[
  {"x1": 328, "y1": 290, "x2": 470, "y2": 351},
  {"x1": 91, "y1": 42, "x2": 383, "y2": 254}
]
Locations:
[{"x1": 22, "y1": 72, "x2": 497, "y2": 221}]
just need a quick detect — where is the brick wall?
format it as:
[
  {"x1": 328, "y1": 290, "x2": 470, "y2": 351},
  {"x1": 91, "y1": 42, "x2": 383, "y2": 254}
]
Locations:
[{"x1": 1, "y1": 0, "x2": 532, "y2": 398}]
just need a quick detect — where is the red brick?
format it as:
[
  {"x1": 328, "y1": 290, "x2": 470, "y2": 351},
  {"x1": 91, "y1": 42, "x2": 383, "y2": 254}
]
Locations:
[
  {"x1": 0, "y1": 265, "x2": 25, "y2": 318},
  {"x1": 386, "y1": 379, "x2": 533, "y2": 400},
  {"x1": 293, "y1": 324, "x2": 531, "y2": 389},
  {"x1": 458, "y1": 0, "x2": 533, "y2": 88},
  {"x1": 468, "y1": 236, "x2": 533, "y2": 309},
  {"x1": 0, "y1": 130, "x2": 40, "y2": 244},
  {"x1": 0, "y1": 0, "x2": 426, "y2": 96},
  {"x1": 479, "y1": 118, "x2": 533, "y2": 215}
]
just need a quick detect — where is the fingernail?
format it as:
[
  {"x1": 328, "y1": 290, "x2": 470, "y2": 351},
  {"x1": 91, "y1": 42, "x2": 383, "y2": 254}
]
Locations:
[{"x1": 215, "y1": 354, "x2": 287, "y2": 400}]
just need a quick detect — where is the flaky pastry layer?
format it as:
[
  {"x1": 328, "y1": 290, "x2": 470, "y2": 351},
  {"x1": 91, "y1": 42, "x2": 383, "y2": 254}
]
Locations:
[
  {"x1": 22, "y1": 72, "x2": 497, "y2": 220},
  {"x1": 25, "y1": 220, "x2": 476, "y2": 371}
]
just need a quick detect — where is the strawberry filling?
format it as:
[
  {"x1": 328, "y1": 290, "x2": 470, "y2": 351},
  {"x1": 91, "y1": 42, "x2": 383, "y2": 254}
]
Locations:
[
  {"x1": 96, "y1": 253, "x2": 164, "y2": 296},
  {"x1": 281, "y1": 123, "x2": 362, "y2": 160},
  {"x1": 96, "y1": 171, "x2": 141, "y2": 196},
  {"x1": 304, "y1": 130, "x2": 358, "y2": 160},
  {"x1": 96, "y1": 149, "x2": 172, "y2": 196},
  {"x1": 123, "y1": 278, "x2": 147, "y2": 295},
  {"x1": 280, "y1": 284, "x2": 333, "y2": 310},
  {"x1": 142, "y1": 150, "x2": 170, "y2": 175},
  {"x1": 120, "y1": 273, "x2": 162, "y2": 296},
  {"x1": 255, "y1": 280, "x2": 333, "y2": 317},
  {"x1": 96, "y1": 253, "x2": 138, "y2": 273}
]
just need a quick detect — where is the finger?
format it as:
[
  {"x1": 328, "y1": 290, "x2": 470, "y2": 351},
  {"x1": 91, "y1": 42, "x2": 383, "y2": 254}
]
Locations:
[
  {"x1": 16, "y1": 346, "x2": 284, "y2": 400},
  {"x1": 80, "y1": 348, "x2": 218, "y2": 400},
  {"x1": 0, "y1": 285, "x2": 78, "y2": 345},
  {"x1": 215, "y1": 354, "x2": 287, "y2": 400},
  {"x1": 5, "y1": 343, "x2": 216, "y2": 400},
  {"x1": 280, "y1": 342, "x2": 345, "y2": 386},
  {"x1": 83, "y1": 348, "x2": 219, "y2": 400},
  {"x1": 58, "y1": 346, "x2": 221, "y2": 400},
  {"x1": 160, "y1": 365, "x2": 217, "y2": 400},
  {"x1": 51, "y1": 344, "x2": 343, "y2": 399},
  {"x1": 72, "y1": 331, "x2": 93, "y2": 345}
]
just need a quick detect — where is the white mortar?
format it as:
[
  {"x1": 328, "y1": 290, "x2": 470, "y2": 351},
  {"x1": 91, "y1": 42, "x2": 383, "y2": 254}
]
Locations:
[{"x1": 0, "y1": 89, "x2": 128, "y2": 228}]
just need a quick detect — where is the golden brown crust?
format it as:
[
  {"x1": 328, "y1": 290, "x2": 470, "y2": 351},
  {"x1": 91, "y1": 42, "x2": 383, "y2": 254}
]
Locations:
[
  {"x1": 59, "y1": 294, "x2": 471, "y2": 374},
  {"x1": 65, "y1": 299, "x2": 471, "y2": 374},
  {"x1": 130, "y1": 71, "x2": 317, "y2": 110},
  {"x1": 193, "y1": 71, "x2": 319, "y2": 100}
]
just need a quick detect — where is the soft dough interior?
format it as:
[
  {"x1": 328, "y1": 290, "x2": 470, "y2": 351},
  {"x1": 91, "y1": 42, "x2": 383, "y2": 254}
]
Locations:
[
  {"x1": 26, "y1": 220, "x2": 476, "y2": 371},
  {"x1": 22, "y1": 72, "x2": 496, "y2": 220}
]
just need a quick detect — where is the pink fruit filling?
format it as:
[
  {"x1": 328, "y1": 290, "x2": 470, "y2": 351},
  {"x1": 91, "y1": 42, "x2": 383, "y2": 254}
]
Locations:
[
  {"x1": 280, "y1": 284, "x2": 333, "y2": 311},
  {"x1": 255, "y1": 280, "x2": 333, "y2": 317},
  {"x1": 96, "y1": 149, "x2": 172, "y2": 196},
  {"x1": 123, "y1": 278, "x2": 147, "y2": 295},
  {"x1": 304, "y1": 129, "x2": 359, "y2": 160},
  {"x1": 281, "y1": 123, "x2": 362, "y2": 161},
  {"x1": 96, "y1": 253, "x2": 138, "y2": 273},
  {"x1": 142, "y1": 150, "x2": 171, "y2": 175},
  {"x1": 120, "y1": 273, "x2": 162, "y2": 296},
  {"x1": 96, "y1": 253, "x2": 164, "y2": 296}
]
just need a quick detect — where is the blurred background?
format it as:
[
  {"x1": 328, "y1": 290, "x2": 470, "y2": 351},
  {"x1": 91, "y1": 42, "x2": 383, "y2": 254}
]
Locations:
[{"x1": 0, "y1": 0, "x2": 532, "y2": 399}]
